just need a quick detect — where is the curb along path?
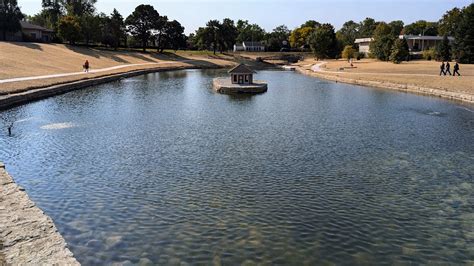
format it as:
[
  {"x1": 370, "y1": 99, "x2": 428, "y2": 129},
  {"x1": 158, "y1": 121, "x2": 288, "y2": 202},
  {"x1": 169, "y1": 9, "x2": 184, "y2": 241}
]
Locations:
[{"x1": 300, "y1": 62, "x2": 474, "y2": 104}]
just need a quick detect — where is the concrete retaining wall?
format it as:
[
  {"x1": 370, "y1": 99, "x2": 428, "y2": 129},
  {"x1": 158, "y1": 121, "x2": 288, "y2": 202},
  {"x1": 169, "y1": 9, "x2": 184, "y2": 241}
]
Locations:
[
  {"x1": 296, "y1": 67, "x2": 474, "y2": 104},
  {"x1": 0, "y1": 65, "x2": 221, "y2": 111},
  {"x1": 0, "y1": 162, "x2": 79, "y2": 265}
]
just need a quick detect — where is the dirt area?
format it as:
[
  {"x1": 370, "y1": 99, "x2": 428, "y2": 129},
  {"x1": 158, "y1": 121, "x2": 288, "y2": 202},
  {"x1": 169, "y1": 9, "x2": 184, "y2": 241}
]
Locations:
[
  {"x1": 296, "y1": 58, "x2": 474, "y2": 96},
  {"x1": 0, "y1": 42, "x2": 236, "y2": 94}
]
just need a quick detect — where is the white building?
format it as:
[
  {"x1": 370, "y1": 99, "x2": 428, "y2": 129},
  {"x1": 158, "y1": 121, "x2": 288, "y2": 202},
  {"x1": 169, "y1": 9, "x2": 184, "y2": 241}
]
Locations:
[
  {"x1": 233, "y1": 41, "x2": 265, "y2": 52},
  {"x1": 354, "y1": 38, "x2": 373, "y2": 55},
  {"x1": 355, "y1": 35, "x2": 455, "y2": 55}
]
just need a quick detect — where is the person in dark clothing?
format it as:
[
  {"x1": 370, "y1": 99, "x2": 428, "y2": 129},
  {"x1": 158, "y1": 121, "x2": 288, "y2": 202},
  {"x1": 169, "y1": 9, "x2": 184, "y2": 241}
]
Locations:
[
  {"x1": 445, "y1": 62, "x2": 452, "y2": 76},
  {"x1": 453, "y1": 62, "x2": 461, "y2": 76},
  {"x1": 83, "y1": 60, "x2": 90, "y2": 72},
  {"x1": 439, "y1": 62, "x2": 446, "y2": 76}
]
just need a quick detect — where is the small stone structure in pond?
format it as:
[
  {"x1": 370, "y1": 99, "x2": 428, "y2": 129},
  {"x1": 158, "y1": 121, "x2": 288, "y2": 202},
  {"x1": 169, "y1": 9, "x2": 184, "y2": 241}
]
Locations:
[{"x1": 213, "y1": 64, "x2": 268, "y2": 94}]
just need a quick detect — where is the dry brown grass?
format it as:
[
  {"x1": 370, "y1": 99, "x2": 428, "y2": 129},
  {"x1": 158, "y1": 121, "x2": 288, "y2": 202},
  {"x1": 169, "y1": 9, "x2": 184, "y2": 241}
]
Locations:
[
  {"x1": 0, "y1": 42, "x2": 234, "y2": 93},
  {"x1": 296, "y1": 58, "x2": 474, "y2": 95}
]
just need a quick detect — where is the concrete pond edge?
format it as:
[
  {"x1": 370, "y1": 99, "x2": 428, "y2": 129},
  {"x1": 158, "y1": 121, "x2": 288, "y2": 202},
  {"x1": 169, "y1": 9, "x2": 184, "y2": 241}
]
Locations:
[
  {"x1": 0, "y1": 162, "x2": 80, "y2": 265},
  {"x1": 0, "y1": 65, "x2": 224, "y2": 111},
  {"x1": 296, "y1": 67, "x2": 474, "y2": 104}
]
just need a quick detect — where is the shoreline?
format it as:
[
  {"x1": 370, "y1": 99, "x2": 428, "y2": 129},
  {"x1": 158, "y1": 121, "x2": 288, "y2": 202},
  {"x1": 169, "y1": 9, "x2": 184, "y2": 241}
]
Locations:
[
  {"x1": 0, "y1": 64, "x2": 224, "y2": 111},
  {"x1": 295, "y1": 63, "x2": 474, "y2": 104},
  {"x1": 0, "y1": 162, "x2": 79, "y2": 265}
]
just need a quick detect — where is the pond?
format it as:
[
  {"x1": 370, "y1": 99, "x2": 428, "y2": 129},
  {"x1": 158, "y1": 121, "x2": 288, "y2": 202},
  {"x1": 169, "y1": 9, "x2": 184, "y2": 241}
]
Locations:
[{"x1": 1, "y1": 69, "x2": 473, "y2": 265}]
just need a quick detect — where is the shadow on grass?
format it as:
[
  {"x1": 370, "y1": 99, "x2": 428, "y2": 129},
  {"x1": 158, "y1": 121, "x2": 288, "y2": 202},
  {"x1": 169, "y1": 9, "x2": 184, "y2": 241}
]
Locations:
[
  {"x1": 150, "y1": 52, "x2": 221, "y2": 68},
  {"x1": 9, "y1": 41, "x2": 43, "y2": 51},
  {"x1": 65, "y1": 45, "x2": 134, "y2": 64}
]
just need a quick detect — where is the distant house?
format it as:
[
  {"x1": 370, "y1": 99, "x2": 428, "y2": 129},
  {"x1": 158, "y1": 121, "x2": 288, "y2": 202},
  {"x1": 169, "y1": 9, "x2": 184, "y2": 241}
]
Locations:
[
  {"x1": 355, "y1": 35, "x2": 455, "y2": 55},
  {"x1": 354, "y1": 38, "x2": 373, "y2": 55},
  {"x1": 5, "y1": 21, "x2": 53, "y2": 42},
  {"x1": 228, "y1": 63, "x2": 256, "y2": 84},
  {"x1": 233, "y1": 41, "x2": 265, "y2": 52},
  {"x1": 401, "y1": 35, "x2": 454, "y2": 54}
]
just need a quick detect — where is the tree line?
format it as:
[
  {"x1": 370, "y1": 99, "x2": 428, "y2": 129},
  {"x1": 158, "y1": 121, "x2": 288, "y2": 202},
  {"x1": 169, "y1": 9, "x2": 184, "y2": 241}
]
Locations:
[
  {"x1": 1, "y1": 0, "x2": 473, "y2": 63},
  {"x1": 1, "y1": 0, "x2": 186, "y2": 52}
]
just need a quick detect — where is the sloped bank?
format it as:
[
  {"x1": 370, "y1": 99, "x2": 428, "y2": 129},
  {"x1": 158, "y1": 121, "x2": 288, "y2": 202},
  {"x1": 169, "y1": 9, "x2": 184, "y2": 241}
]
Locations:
[
  {"x1": 0, "y1": 163, "x2": 79, "y2": 265},
  {"x1": 0, "y1": 65, "x2": 225, "y2": 111},
  {"x1": 296, "y1": 66, "x2": 474, "y2": 104}
]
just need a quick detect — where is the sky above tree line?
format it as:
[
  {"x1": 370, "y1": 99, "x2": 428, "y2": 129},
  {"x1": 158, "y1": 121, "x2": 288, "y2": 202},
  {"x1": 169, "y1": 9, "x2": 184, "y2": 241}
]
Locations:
[{"x1": 18, "y1": 0, "x2": 472, "y2": 34}]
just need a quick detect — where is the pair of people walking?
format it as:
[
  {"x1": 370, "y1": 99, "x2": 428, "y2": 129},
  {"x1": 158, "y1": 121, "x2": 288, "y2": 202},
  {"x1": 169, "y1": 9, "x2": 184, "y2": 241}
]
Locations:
[{"x1": 440, "y1": 61, "x2": 460, "y2": 76}]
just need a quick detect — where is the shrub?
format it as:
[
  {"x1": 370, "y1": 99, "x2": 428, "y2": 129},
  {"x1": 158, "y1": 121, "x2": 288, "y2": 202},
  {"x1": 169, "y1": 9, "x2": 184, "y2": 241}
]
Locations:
[
  {"x1": 341, "y1": 45, "x2": 356, "y2": 60},
  {"x1": 423, "y1": 48, "x2": 435, "y2": 60}
]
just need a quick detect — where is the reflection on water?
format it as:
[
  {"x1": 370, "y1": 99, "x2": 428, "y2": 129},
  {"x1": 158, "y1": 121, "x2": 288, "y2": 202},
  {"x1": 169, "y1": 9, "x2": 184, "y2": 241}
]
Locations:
[{"x1": 0, "y1": 70, "x2": 473, "y2": 265}]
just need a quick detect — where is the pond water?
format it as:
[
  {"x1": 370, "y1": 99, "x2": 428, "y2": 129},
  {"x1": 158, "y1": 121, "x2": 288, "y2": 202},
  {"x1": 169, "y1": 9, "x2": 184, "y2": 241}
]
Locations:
[{"x1": 0, "y1": 70, "x2": 473, "y2": 265}]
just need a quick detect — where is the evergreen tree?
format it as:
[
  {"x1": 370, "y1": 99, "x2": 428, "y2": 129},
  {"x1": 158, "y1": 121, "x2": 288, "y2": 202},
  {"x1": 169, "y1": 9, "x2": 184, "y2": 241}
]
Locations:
[
  {"x1": 389, "y1": 38, "x2": 409, "y2": 64},
  {"x1": 205, "y1": 19, "x2": 222, "y2": 54},
  {"x1": 454, "y1": 3, "x2": 474, "y2": 63},
  {"x1": 436, "y1": 35, "x2": 451, "y2": 61},
  {"x1": 108, "y1": 9, "x2": 125, "y2": 50},
  {"x1": 162, "y1": 20, "x2": 186, "y2": 51},
  {"x1": 125, "y1": 4, "x2": 160, "y2": 52},
  {"x1": 370, "y1": 23, "x2": 395, "y2": 61},
  {"x1": 0, "y1": 0, "x2": 24, "y2": 41},
  {"x1": 220, "y1": 18, "x2": 238, "y2": 51}
]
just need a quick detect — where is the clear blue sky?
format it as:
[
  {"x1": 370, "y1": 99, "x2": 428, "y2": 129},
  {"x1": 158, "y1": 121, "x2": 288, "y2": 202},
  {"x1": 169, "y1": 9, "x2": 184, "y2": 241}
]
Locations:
[{"x1": 18, "y1": 0, "x2": 473, "y2": 34}]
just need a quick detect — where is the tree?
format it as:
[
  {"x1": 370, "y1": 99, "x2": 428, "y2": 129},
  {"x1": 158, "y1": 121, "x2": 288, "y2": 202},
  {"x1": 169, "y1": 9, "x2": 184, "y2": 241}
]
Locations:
[
  {"x1": 341, "y1": 45, "x2": 356, "y2": 60},
  {"x1": 301, "y1": 20, "x2": 321, "y2": 28},
  {"x1": 162, "y1": 20, "x2": 186, "y2": 51},
  {"x1": 435, "y1": 35, "x2": 451, "y2": 61},
  {"x1": 308, "y1": 23, "x2": 337, "y2": 60},
  {"x1": 220, "y1": 18, "x2": 238, "y2": 51},
  {"x1": 403, "y1": 20, "x2": 438, "y2": 36},
  {"x1": 358, "y1": 17, "x2": 378, "y2": 37},
  {"x1": 107, "y1": 9, "x2": 125, "y2": 49},
  {"x1": 264, "y1": 25, "x2": 290, "y2": 51},
  {"x1": 388, "y1": 20, "x2": 404, "y2": 36},
  {"x1": 236, "y1": 20, "x2": 265, "y2": 43},
  {"x1": 370, "y1": 22, "x2": 395, "y2": 61},
  {"x1": 336, "y1": 20, "x2": 359, "y2": 47},
  {"x1": 80, "y1": 13, "x2": 102, "y2": 45},
  {"x1": 289, "y1": 26, "x2": 314, "y2": 48},
  {"x1": 454, "y1": 3, "x2": 474, "y2": 63},
  {"x1": 0, "y1": 0, "x2": 24, "y2": 41},
  {"x1": 438, "y1": 7, "x2": 462, "y2": 36},
  {"x1": 389, "y1": 38, "x2": 409, "y2": 64},
  {"x1": 205, "y1": 19, "x2": 222, "y2": 54},
  {"x1": 58, "y1": 15, "x2": 81, "y2": 44},
  {"x1": 125, "y1": 4, "x2": 160, "y2": 52},
  {"x1": 40, "y1": 0, "x2": 63, "y2": 32},
  {"x1": 63, "y1": 0, "x2": 96, "y2": 16},
  {"x1": 154, "y1": 15, "x2": 168, "y2": 52}
]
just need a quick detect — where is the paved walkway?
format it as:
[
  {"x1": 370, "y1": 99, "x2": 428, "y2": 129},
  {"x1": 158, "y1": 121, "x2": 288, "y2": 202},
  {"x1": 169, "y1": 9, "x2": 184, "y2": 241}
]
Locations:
[
  {"x1": 310, "y1": 61, "x2": 445, "y2": 77},
  {"x1": 0, "y1": 61, "x2": 194, "y2": 84}
]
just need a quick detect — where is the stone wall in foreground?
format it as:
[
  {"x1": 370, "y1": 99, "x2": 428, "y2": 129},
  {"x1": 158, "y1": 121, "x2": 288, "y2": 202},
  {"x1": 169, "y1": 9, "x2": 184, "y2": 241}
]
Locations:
[{"x1": 0, "y1": 162, "x2": 79, "y2": 265}]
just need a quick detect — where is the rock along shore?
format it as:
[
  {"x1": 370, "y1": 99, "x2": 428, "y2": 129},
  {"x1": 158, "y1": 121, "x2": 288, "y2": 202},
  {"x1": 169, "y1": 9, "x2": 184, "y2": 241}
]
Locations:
[
  {"x1": 0, "y1": 162, "x2": 79, "y2": 265},
  {"x1": 296, "y1": 65, "x2": 474, "y2": 104}
]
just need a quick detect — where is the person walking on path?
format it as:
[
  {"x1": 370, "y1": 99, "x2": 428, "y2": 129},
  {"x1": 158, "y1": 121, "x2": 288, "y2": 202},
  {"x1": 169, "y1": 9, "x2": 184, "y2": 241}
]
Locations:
[
  {"x1": 439, "y1": 62, "x2": 446, "y2": 76},
  {"x1": 453, "y1": 62, "x2": 461, "y2": 76},
  {"x1": 83, "y1": 60, "x2": 90, "y2": 72},
  {"x1": 445, "y1": 62, "x2": 452, "y2": 76}
]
